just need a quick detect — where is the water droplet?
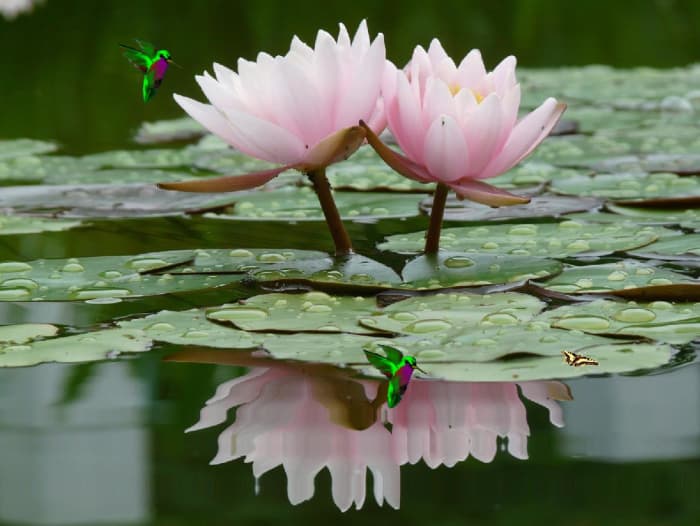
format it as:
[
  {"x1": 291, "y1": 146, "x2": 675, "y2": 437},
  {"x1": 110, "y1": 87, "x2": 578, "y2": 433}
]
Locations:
[
  {"x1": 209, "y1": 308, "x2": 269, "y2": 321},
  {"x1": 508, "y1": 225, "x2": 538, "y2": 235},
  {"x1": 371, "y1": 207, "x2": 389, "y2": 215},
  {"x1": 566, "y1": 239, "x2": 590, "y2": 251},
  {"x1": 84, "y1": 297, "x2": 123, "y2": 304},
  {"x1": 360, "y1": 317, "x2": 378, "y2": 326},
  {"x1": 129, "y1": 258, "x2": 169, "y2": 271},
  {"x1": 634, "y1": 267, "x2": 655, "y2": 276},
  {"x1": 254, "y1": 270, "x2": 286, "y2": 280},
  {"x1": 303, "y1": 291, "x2": 332, "y2": 302},
  {"x1": 607, "y1": 271, "x2": 628, "y2": 281},
  {"x1": 613, "y1": 308, "x2": 657, "y2": 323},
  {"x1": 558, "y1": 220, "x2": 583, "y2": 229},
  {"x1": 481, "y1": 242, "x2": 499, "y2": 250},
  {"x1": 73, "y1": 288, "x2": 131, "y2": 300},
  {"x1": 304, "y1": 304, "x2": 333, "y2": 313},
  {"x1": 1, "y1": 278, "x2": 38, "y2": 290},
  {"x1": 389, "y1": 312, "x2": 418, "y2": 322},
  {"x1": 229, "y1": 249, "x2": 254, "y2": 258},
  {"x1": 416, "y1": 349, "x2": 446, "y2": 359},
  {"x1": 444, "y1": 256, "x2": 474, "y2": 268},
  {"x1": 556, "y1": 315, "x2": 611, "y2": 330},
  {"x1": 649, "y1": 301, "x2": 673, "y2": 310},
  {"x1": 147, "y1": 322, "x2": 176, "y2": 331},
  {"x1": 404, "y1": 319, "x2": 453, "y2": 333},
  {"x1": 475, "y1": 338, "x2": 497, "y2": 346},
  {"x1": 273, "y1": 299, "x2": 288, "y2": 308},
  {"x1": 539, "y1": 334, "x2": 559, "y2": 343},
  {"x1": 0, "y1": 262, "x2": 32, "y2": 273},
  {"x1": 649, "y1": 278, "x2": 673, "y2": 286},
  {"x1": 100, "y1": 270, "x2": 123, "y2": 279},
  {"x1": 0, "y1": 288, "x2": 31, "y2": 299},
  {"x1": 349, "y1": 273, "x2": 373, "y2": 282},
  {"x1": 183, "y1": 330, "x2": 209, "y2": 338},
  {"x1": 258, "y1": 252, "x2": 286, "y2": 263},
  {"x1": 575, "y1": 278, "x2": 594, "y2": 288},
  {"x1": 481, "y1": 312, "x2": 519, "y2": 325}
]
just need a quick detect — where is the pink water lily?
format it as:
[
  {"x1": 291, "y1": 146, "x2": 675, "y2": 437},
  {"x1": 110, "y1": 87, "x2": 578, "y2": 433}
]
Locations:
[
  {"x1": 158, "y1": 20, "x2": 388, "y2": 255},
  {"x1": 363, "y1": 39, "x2": 566, "y2": 252}
]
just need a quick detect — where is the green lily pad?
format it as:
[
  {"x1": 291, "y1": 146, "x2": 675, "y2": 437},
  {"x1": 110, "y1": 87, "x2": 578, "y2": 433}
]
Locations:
[
  {"x1": 582, "y1": 153, "x2": 700, "y2": 174},
  {"x1": 551, "y1": 172, "x2": 700, "y2": 203},
  {"x1": 488, "y1": 162, "x2": 589, "y2": 188},
  {"x1": 604, "y1": 203, "x2": 700, "y2": 230},
  {"x1": 0, "y1": 323, "x2": 58, "y2": 344},
  {"x1": 79, "y1": 148, "x2": 202, "y2": 169},
  {"x1": 427, "y1": 195, "x2": 601, "y2": 222},
  {"x1": 357, "y1": 291, "x2": 545, "y2": 334},
  {"x1": 539, "y1": 298, "x2": 700, "y2": 344},
  {"x1": 205, "y1": 187, "x2": 423, "y2": 221},
  {"x1": 379, "y1": 221, "x2": 664, "y2": 257},
  {"x1": 394, "y1": 342, "x2": 671, "y2": 382},
  {"x1": 541, "y1": 260, "x2": 695, "y2": 294},
  {"x1": 207, "y1": 292, "x2": 383, "y2": 334},
  {"x1": 0, "y1": 184, "x2": 241, "y2": 217},
  {"x1": 0, "y1": 250, "x2": 244, "y2": 301},
  {"x1": 134, "y1": 117, "x2": 207, "y2": 144},
  {"x1": 629, "y1": 234, "x2": 700, "y2": 259},
  {"x1": 0, "y1": 215, "x2": 83, "y2": 234},
  {"x1": 192, "y1": 150, "x2": 282, "y2": 174},
  {"x1": 400, "y1": 252, "x2": 562, "y2": 288},
  {"x1": 325, "y1": 146, "x2": 430, "y2": 192},
  {"x1": 0, "y1": 139, "x2": 58, "y2": 160},
  {"x1": 0, "y1": 328, "x2": 151, "y2": 367}
]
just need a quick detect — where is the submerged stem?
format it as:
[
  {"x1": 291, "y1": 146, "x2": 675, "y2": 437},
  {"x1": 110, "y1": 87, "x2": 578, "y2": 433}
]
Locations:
[
  {"x1": 424, "y1": 183, "x2": 449, "y2": 254},
  {"x1": 308, "y1": 167, "x2": 353, "y2": 256}
]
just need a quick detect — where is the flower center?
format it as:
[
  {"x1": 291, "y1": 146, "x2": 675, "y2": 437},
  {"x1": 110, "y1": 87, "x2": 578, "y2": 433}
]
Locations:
[{"x1": 472, "y1": 90, "x2": 485, "y2": 104}]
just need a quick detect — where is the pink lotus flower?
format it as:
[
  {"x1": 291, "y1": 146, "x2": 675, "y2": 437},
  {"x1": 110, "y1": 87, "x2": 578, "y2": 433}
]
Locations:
[
  {"x1": 186, "y1": 360, "x2": 569, "y2": 511},
  {"x1": 365, "y1": 40, "x2": 565, "y2": 206},
  {"x1": 159, "y1": 21, "x2": 387, "y2": 255}
]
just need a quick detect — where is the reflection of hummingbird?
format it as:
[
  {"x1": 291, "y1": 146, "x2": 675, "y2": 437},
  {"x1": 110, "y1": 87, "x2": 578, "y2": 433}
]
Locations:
[
  {"x1": 120, "y1": 39, "x2": 177, "y2": 102},
  {"x1": 364, "y1": 344, "x2": 425, "y2": 408}
]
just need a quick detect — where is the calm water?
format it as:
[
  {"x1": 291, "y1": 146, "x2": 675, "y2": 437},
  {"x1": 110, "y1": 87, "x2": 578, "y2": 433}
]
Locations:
[{"x1": 1, "y1": 1, "x2": 700, "y2": 524}]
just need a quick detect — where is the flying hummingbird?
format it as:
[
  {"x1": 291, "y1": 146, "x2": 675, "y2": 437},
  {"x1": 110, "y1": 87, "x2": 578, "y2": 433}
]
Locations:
[
  {"x1": 364, "y1": 344, "x2": 425, "y2": 408},
  {"x1": 120, "y1": 39, "x2": 177, "y2": 102}
]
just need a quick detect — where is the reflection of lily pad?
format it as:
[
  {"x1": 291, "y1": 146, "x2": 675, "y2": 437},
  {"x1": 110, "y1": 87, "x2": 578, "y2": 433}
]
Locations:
[
  {"x1": 0, "y1": 184, "x2": 241, "y2": 218},
  {"x1": 539, "y1": 298, "x2": 700, "y2": 344},
  {"x1": 541, "y1": 261, "x2": 695, "y2": 294},
  {"x1": 551, "y1": 172, "x2": 700, "y2": 202},
  {"x1": 0, "y1": 215, "x2": 83, "y2": 234},
  {"x1": 0, "y1": 328, "x2": 150, "y2": 367},
  {"x1": 427, "y1": 195, "x2": 600, "y2": 222},
  {"x1": 380, "y1": 221, "x2": 664, "y2": 257},
  {"x1": 401, "y1": 252, "x2": 561, "y2": 288},
  {"x1": 206, "y1": 187, "x2": 423, "y2": 221},
  {"x1": 0, "y1": 250, "x2": 245, "y2": 301},
  {"x1": 0, "y1": 139, "x2": 58, "y2": 160}
]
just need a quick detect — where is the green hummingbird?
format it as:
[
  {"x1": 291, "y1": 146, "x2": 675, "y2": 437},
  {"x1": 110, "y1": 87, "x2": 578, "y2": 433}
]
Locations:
[
  {"x1": 120, "y1": 39, "x2": 177, "y2": 102},
  {"x1": 364, "y1": 344, "x2": 426, "y2": 408}
]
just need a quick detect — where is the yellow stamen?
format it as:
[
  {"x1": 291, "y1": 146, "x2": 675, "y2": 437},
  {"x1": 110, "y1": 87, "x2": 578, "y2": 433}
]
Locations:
[{"x1": 472, "y1": 90, "x2": 485, "y2": 104}]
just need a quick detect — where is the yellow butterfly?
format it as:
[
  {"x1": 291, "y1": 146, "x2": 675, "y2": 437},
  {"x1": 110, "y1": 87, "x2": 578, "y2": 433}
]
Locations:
[{"x1": 562, "y1": 350, "x2": 599, "y2": 367}]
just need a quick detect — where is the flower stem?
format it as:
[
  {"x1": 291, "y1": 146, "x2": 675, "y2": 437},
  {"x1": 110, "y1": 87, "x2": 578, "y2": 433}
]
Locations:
[
  {"x1": 424, "y1": 183, "x2": 449, "y2": 254},
  {"x1": 308, "y1": 168, "x2": 353, "y2": 256}
]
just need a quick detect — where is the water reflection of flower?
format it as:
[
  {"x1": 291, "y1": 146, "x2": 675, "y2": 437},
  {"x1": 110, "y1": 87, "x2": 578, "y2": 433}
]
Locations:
[
  {"x1": 185, "y1": 358, "x2": 568, "y2": 511},
  {"x1": 0, "y1": 0, "x2": 43, "y2": 19}
]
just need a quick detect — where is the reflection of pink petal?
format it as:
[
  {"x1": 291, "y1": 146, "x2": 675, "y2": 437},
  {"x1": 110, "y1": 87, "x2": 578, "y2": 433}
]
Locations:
[
  {"x1": 157, "y1": 165, "x2": 293, "y2": 193},
  {"x1": 450, "y1": 179, "x2": 530, "y2": 206},
  {"x1": 519, "y1": 381, "x2": 566, "y2": 428}
]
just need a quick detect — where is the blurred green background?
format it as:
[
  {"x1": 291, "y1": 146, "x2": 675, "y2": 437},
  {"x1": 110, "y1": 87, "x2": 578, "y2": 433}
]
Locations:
[{"x1": 1, "y1": 0, "x2": 699, "y2": 153}]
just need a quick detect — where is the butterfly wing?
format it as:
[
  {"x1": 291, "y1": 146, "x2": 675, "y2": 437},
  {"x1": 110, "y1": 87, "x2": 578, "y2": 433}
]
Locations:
[
  {"x1": 364, "y1": 350, "x2": 396, "y2": 378},
  {"x1": 376, "y1": 344, "x2": 404, "y2": 365},
  {"x1": 387, "y1": 375, "x2": 403, "y2": 408},
  {"x1": 136, "y1": 39, "x2": 156, "y2": 56},
  {"x1": 120, "y1": 44, "x2": 150, "y2": 73}
]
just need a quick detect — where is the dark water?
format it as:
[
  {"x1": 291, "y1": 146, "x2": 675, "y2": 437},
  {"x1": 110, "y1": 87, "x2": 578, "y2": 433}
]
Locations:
[{"x1": 1, "y1": 1, "x2": 700, "y2": 525}]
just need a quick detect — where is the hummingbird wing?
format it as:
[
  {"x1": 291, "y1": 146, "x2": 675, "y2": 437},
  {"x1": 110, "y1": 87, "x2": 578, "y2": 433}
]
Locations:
[
  {"x1": 120, "y1": 44, "x2": 150, "y2": 73},
  {"x1": 142, "y1": 69, "x2": 157, "y2": 102},
  {"x1": 363, "y1": 350, "x2": 396, "y2": 378},
  {"x1": 376, "y1": 344, "x2": 404, "y2": 364},
  {"x1": 387, "y1": 375, "x2": 403, "y2": 408},
  {"x1": 136, "y1": 39, "x2": 156, "y2": 56}
]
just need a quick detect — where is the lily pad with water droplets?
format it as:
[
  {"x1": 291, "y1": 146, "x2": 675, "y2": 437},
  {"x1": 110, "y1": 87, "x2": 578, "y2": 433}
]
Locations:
[
  {"x1": 0, "y1": 184, "x2": 242, "y2": 218},
  {"x1": 0, "y1": 139, "x2": 58, "y2": 160},
  {"x1": 551, "y1": 172, "x2": 700, "y2": 203},
  {"x1": 205, "y1": 187, "x2": 424, "y2": 221},
  {"x1": 539, "y1": 298, "x2": 700, "y2": 344},
  {"x1": 488, "y1": 162, "x2": 589, "y2": 188},
  {"x1": 400, "y1": 253, "x2": 562, "y2": 289},
  {"x1": 0, "y1": 328, "x2": 151, "y2": 367},
  {"x1": 207, "y1": 292, "x2": 383, "y2": 335},
  {"x1": 0, "y1": 215, "x2": 83, "y2": 234},
  {"x1": 603, "y1": 204, "x2": 700, "y2": 230},
  {"x1": 379, "y1": 221, "x2": 664, "y2": 257},
  {"x1": 0, "y1": 323, "x2": 58, "y2": 344},
  {"x1": 0, "y1": 250, "x2": 245, "y2": 301},
  {"x1": 540, "y1": 260, "x2": 696, "y2": 294},
  {"x1": 628, "y1": 234, "x2": 700, "y2": 260}
]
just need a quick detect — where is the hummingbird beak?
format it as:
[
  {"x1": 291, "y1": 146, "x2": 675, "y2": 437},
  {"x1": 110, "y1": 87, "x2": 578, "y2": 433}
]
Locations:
[
  {"x1": 414, "y1": 364, "x2": 427, "y2": 375},
  {"x1": 168, "y1": 59, "x2": 182, "y2": 69}
]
